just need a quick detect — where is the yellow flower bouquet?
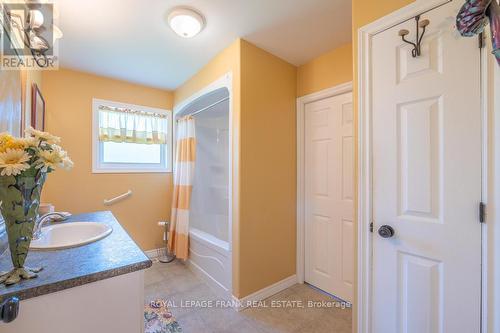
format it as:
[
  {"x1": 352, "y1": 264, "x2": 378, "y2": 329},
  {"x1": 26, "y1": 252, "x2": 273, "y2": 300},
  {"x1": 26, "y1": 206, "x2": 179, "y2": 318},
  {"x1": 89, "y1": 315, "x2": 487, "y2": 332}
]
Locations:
[
  {"x1": 0, "y1": 128, "x2": 73, "y2": 176},
  {"x1": 0, "y1": 128, "x2": 73, "y2": 285}
]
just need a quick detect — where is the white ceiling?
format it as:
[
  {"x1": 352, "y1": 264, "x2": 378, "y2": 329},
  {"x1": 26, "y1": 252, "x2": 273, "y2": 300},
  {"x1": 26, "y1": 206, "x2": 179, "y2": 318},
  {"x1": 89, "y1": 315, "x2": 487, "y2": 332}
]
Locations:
[{"x1": 53, "y1": 0, "x2": 352, "y2": 90}]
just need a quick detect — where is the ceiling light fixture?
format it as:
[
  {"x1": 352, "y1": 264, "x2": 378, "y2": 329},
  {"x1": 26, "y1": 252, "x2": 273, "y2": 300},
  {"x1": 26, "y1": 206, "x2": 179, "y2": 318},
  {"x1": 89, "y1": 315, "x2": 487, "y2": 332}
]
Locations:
[{"x1": 167, "y1": 7, "x2": 205, "y2": 38}]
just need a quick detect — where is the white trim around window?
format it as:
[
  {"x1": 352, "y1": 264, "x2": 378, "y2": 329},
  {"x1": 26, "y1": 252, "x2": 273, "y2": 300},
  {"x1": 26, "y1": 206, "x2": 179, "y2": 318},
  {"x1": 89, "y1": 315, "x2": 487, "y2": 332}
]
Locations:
[{"x1": 92, "y1": 98, "x2": 172, "y2": 174}]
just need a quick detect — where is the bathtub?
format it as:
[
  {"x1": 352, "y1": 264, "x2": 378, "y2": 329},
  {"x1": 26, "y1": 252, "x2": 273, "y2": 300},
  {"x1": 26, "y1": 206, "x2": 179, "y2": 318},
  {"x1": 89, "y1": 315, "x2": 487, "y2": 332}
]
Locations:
[{"x1": 188, "y1": 228, "x2": 231, "y2": 296}]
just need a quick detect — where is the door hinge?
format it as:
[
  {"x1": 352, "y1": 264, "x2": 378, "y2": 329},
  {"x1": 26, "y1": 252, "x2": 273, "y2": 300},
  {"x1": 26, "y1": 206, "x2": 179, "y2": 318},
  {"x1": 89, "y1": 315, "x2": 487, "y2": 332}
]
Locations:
[
  {"x1": 479, "y1": 32, "x2": 485, "y2": 49},
  {"x1": 479, "y1": 202, "x2": 486, "y2": 223},
  {"x1": 370, "y1": 222, "x2": 374, "y2": 233}
]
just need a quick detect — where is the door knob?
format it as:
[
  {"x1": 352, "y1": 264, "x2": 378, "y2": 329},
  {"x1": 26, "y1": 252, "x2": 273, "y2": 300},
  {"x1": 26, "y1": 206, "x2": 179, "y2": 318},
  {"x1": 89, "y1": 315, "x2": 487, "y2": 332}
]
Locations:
[{"x1": 378, "y1": 225, "x2": 395, "y2": 238}]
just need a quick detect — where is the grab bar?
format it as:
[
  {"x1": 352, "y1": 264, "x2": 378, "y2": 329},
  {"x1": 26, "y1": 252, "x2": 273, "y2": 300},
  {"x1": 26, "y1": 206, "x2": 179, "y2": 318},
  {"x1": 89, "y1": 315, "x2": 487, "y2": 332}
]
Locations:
[{"x1": 104, "y1": 190, "x2": 132, "y2": 206}]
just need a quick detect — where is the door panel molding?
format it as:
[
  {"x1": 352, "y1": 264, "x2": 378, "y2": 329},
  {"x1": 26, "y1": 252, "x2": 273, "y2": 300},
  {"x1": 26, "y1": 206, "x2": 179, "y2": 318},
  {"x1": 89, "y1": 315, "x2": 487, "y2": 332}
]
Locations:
[
  {"x1": 297, "y1": 82, "x2": 352, "y2": 286},
  {"x1": 303, "y1": 91, "x2": 354, "y2": 301}
]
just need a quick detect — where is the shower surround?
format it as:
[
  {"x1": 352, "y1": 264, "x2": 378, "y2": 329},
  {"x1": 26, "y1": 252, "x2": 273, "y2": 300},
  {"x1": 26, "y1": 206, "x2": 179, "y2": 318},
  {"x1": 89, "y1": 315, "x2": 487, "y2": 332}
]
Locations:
[{"x1": 174, "y1": 75, "x2": 232, "y2": 297}]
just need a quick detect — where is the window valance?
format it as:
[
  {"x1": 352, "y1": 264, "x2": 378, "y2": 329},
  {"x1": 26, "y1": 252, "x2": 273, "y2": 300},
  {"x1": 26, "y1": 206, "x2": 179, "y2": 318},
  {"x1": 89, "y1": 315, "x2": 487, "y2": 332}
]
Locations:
[{"x1": 98, "y1": 105, "x2": 168, "y2": 145}]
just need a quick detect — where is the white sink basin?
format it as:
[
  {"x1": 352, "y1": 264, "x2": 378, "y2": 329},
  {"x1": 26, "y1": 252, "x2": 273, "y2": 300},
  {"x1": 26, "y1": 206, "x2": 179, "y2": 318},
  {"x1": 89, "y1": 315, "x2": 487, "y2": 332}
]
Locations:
[{"x1": 30, "y1": 222, "x2": 113, "y2": 250}]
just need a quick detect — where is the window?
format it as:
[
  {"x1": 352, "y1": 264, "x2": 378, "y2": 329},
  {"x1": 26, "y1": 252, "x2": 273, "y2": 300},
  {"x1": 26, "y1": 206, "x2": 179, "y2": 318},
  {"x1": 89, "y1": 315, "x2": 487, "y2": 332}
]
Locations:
[{"x1": 92, "y1": 98, "x2": 172, "y2": 173}]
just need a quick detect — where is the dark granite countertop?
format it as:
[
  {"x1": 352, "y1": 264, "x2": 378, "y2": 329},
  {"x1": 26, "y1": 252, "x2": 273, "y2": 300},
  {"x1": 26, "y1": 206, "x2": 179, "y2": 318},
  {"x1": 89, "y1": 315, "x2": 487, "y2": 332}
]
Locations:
[{"x1": 0, "y1": 211, "x2": 152, "y2": 302}]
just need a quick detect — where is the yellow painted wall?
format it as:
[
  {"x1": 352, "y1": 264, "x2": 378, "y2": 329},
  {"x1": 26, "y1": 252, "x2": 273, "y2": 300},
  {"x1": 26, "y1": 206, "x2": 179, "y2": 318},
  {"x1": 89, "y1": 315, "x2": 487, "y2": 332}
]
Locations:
[
  {"x1": 296, "y1": 0, "x2": 416, "y2": 103},
  {"x1": 41, "y1": 69, "x2": 174, "y2": 251},
  {"x1": 174, "y1": 40, "x2": 241, "y2": 106},
  {"x1": 238, "y1": 40, "x2": 297, "y2": 297},
  {"x1": 297, "y1": 43, "x2": 353, "y2": 97}
]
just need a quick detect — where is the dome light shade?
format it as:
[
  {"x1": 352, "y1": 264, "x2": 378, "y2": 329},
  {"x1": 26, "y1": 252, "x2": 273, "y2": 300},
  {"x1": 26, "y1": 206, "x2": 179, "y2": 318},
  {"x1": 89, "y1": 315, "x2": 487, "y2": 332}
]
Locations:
[{"x1": 167, "y1": 8, "x2": 205, "y2": 38}]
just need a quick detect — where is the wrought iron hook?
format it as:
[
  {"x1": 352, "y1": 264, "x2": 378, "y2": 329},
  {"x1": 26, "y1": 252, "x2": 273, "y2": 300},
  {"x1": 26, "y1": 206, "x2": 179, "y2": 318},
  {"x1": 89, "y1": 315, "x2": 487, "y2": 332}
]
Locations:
[{"x1": 399, "y1": 15, "x2": 430, "y2": 57}]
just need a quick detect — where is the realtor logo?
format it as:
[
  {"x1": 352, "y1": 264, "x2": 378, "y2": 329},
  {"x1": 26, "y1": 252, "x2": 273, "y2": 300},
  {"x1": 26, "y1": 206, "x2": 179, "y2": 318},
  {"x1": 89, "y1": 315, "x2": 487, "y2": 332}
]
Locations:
[{"x1": 1, "y1": 2, "x2": 60, "y2": 70}]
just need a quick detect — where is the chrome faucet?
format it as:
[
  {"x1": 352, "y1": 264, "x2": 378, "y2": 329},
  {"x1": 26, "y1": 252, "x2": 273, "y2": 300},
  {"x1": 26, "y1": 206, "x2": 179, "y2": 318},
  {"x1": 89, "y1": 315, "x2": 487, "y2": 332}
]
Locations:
[{"x1": 32, "y1": 212, "x2": 71, "y2": 240}]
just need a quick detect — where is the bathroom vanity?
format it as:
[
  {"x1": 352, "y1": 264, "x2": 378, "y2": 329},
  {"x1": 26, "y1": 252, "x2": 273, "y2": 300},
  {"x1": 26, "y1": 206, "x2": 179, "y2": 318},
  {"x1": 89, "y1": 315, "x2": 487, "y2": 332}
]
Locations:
[{"x1": 0, "y1": 211, "x2": 151, "y2": 333}]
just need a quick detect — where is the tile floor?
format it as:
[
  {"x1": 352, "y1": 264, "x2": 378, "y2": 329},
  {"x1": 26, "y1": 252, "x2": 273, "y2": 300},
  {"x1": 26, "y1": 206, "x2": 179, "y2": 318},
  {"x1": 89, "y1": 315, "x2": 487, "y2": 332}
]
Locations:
[{"x1": 144, "y1": 261, "x2": 352, "y2": 333}]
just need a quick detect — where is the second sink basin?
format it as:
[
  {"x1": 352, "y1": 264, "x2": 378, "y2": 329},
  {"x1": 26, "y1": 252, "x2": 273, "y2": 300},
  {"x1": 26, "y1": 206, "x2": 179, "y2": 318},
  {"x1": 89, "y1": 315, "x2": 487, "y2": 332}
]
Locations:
[{"x1": 30, "y1": 222, "x2": 113, "y2": 250}]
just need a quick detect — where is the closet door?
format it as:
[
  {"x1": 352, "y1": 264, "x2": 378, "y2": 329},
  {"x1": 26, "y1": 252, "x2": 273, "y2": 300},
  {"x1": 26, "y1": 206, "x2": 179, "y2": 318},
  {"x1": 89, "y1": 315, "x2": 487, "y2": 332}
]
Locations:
[{"x1": 304, "y1": 92, "x2": 354, "y2": 302}]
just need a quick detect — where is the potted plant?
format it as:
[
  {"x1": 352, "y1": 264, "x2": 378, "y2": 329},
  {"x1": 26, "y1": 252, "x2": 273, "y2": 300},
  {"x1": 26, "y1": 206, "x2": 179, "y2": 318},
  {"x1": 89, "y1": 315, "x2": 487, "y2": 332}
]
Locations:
[{"x1": 0, "y1": 128, "x2": 73, "y2": 285}]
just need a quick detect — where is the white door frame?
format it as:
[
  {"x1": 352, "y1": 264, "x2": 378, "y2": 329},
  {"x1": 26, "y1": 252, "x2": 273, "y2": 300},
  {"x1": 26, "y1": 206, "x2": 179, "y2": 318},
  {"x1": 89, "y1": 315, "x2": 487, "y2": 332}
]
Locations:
[
  {"x1": 296, "y1": 81, "x2": 353, "y2": 284},
  {"x1": 484, "y1": 25, "x2": 499, "y2": 333},
  {"x1": 357, "y1": 0, "x2": 490, "y2": 332}
]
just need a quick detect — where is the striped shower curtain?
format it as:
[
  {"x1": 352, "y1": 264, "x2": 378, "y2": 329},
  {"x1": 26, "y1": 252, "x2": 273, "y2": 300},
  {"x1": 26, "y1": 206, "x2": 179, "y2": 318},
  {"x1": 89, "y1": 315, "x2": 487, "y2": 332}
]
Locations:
[{"x1": 168, "y1": 116, "x2": 196, "y2": 260}]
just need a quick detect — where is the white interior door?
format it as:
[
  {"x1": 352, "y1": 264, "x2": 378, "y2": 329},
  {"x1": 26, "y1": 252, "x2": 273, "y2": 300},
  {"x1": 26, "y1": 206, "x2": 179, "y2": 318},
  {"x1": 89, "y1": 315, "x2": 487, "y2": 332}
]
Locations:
[
  {"x1": 305, "y1": 92, "x2": 354, "y2": 302},
  {"x1": 371, "y1": 2, "x2": 482, "y2": 332}
]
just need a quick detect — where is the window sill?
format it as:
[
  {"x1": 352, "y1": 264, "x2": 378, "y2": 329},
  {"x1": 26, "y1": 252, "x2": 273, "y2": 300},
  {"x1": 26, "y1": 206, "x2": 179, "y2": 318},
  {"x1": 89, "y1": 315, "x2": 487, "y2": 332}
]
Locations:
[{"x1": 92, "y1": 168, "x2": 172, "y2": 174}]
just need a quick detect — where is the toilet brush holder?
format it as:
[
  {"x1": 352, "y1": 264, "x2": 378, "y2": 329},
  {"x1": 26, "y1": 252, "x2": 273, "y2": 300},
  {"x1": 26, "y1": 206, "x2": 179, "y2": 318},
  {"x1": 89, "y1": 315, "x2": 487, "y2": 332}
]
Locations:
[{"x1": 158, "y1": 221, "x2": 175, "y2": 263}]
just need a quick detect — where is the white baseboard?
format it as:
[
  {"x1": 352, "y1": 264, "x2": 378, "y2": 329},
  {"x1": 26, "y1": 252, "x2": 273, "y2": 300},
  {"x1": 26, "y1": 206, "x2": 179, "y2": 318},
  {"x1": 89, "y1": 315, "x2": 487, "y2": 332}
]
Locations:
[
  {"x1": 232, "y1": 274, "x2": 298, "y2": 311},
  {"x1": 144, "y1": 248, "x2": 163, "y2": 259}
]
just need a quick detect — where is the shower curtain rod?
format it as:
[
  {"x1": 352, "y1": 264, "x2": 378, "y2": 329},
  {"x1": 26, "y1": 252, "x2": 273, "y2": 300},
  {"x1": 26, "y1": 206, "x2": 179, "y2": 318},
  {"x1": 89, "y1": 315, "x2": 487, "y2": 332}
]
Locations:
[{"x1": 177, "y1": 96, "x2": 230, "y2": 121}]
